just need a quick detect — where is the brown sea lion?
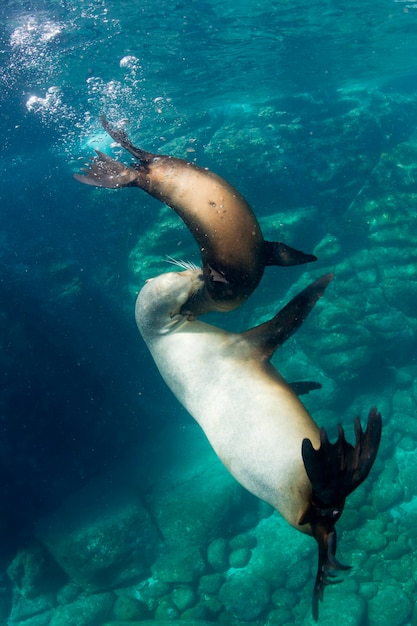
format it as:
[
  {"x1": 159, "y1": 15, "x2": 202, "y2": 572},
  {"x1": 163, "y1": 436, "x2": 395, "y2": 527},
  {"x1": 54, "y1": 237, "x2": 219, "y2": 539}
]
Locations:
[{"x1": 74, "y1": 116, "x2": 317, "y2": 316}]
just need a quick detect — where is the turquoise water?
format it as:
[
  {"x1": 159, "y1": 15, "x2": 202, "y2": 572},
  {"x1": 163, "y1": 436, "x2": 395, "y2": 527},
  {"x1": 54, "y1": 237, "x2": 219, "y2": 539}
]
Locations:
[{"x1": 1, "y1": 0, "x2": 417, "y2": 624}]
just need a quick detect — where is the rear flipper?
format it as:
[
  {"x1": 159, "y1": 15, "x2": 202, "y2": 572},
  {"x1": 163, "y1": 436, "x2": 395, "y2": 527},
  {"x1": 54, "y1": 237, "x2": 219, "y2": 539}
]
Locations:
[
  {"x1": 99, "y1": 115, "x2": 153, "y2": 162},
  {"x1": 300, "y1": 407, "x2": 382, "y2": 620},
  {"x1": 74, "y1": 150, "x2": 140, "y2": 188},
  {"x1": 74, "y1": 117, "x2": 156, "y2": 188}
]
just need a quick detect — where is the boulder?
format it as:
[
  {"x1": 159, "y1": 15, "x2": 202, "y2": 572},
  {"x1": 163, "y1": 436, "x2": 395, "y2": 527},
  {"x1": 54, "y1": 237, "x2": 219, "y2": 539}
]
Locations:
[
  {"x1": 151, "y1": 546, "x2": 206, "y2": 584},
  {"x1": 141, "y1": 425, "x2": 257, "y2": 549},
  {"x1": 49, "y1": 592, "x2": 113, "y2": 626},
  {"x1": 36, "y1": 479, "x2": 160, "y2": 593},
  {"x1": 219, "y1": 572, "x2": 271, "y2": 621}
]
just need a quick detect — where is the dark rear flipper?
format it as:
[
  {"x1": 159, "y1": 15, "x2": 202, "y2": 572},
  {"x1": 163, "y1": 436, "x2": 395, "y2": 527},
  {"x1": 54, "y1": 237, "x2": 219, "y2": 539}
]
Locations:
[
  {"x1": 74, "y1": 116, "x2": 156, "y2": 188},
  {"x1": 99, "y1": 115, "x2": 153, "y2": 162},
  {"x1": 300, "y1": 407, "x2": 382, "y2": 620},
  {"x1": 74, "y1": 150, "x2": 140, "y2": 188}
]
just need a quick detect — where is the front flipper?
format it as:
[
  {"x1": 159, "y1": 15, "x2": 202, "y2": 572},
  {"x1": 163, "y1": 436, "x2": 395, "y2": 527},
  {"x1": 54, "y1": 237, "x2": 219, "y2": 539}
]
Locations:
[
  {"x1": 289, "y1": 381, "x2": 322, "y2": 396},
  {"x1": 263, "y1": 240, "x2": 317, "y2": 267},
  {"x1": 300, "y1": 407, "x2": 382, "y2": 620},
  {"x1": 242, "y1": 272, "x2": 333, "y2": 359}
]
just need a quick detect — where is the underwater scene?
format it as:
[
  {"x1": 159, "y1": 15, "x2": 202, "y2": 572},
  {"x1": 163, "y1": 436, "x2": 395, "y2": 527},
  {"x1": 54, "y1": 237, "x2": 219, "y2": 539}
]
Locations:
[{"x1": 2, "y1": 0, "x2": 417, "y2": 624}]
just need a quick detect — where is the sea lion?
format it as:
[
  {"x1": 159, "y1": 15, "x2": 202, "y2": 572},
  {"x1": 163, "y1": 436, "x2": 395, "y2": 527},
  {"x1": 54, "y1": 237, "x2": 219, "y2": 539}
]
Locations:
[
  {"x1": 74, "y1": 116, "x2": 317, "y2": 316},
  {"x1": 135, "y1": 266, "x2": 382, "y2": 619}
]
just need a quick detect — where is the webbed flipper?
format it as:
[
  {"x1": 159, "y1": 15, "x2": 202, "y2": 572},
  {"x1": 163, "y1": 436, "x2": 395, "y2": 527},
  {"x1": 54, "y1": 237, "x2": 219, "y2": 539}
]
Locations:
[
  {"x1": 263, "y1": 240, "x2": 317, "y2": 267},
  {"x1": 289, "y1": 381, "x2": 322, "y2": 396},
  {"x1": 99, "y1": 115, "x2": 154, "y2": 163},
  {"x1": 300, "y1": 407, "x2": 382, "y2": 620},
  {"x1": 74, "y1": 116, "x2": 156, "y2": 188},
  {"x1": 74, "y1": 151, "x2": 139, "y2": 188},
  {"x1": 242, "y1": 272, "x2": 333, "y2": 360}
]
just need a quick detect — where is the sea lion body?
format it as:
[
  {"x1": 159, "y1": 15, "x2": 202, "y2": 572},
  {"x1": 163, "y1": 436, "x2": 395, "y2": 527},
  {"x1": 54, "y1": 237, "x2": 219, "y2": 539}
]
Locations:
[
  {"x1": 127, "y1": 153, "x2": 266, "y2": 312},
  {"x1": 136, "y1": 267, "x2": 321, "y2": 531},
  {"x1": 75, "y1": 117, "x2": 317, "y2": 315},
  {"x1": 136, "y1": 267, "x2": 382, "y2": 618}
]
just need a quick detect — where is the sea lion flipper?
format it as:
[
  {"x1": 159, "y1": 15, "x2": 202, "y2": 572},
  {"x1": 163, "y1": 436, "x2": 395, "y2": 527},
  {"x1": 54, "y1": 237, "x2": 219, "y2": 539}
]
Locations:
[
  {"x1": 301, "y1": 407, "x2": 382, "y2": 506},
  {"x1": 100, "y1": 115, "x2": 154, "y2": 163},
  {"x1": 74, "y1": 151, "x2": 140, "y2": 188},
  {"x1": 289, "y1": 381, "x2": 322, "y2": 396},
  {"x1": 263, "y1": 240, "x2": 317, "y2": 267},
  {"x1": 243, "y1": 272, "x2": 333, "y2": 359},
  {"x1": 300, "y1": 407, "x2": 382, "y2": 620}
]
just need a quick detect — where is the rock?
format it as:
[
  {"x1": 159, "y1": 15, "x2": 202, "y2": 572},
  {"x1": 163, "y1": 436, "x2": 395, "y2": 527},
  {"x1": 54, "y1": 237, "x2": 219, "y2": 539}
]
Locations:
[
  {"x1": 367, "y1": 583, "x2": 412, "y2": 626},
  {"x1": 154, "y1": 598, "x2": 180, "y2": 620},
  {"x1": 9, "y1": 611, "x2": 54, "y2": 626},
  {"x1": 229, "y1": 547, "x2": 251, "y2": 568},
  {"x1": 199, "y1": 594, "x2": 223, "y2": 615},
  {"x1": 49, "y1": 592, "x2": 113, "y2": 626},
  {"x1": 246, "y1": 513, "x2": 313, "y2": 589},
  {"x1": 266, "y1": 607, "x2": 293, "y2": 624},
  {"x1": 112, "y1": 594, "x2": 150, "y2": 620},
  {"x1": 142, "y1": 425, "x2": 257, "y2": 549},
  {"x1": 171, "y1": 584, "x2": 196, "y2": 611},
  {"x1": 146, "y1": 461, "x2": 251, "y2": 550},
  {"x1": 151, "y1": 546, "x2": 206, "y2": 584},
  {"x1": 8, "y1": 592, "x2": 56, "y2": 625},
  {"x1": 373, "y1": 460, "x2": 404, "y2": 512},
  {"x1": 229, "y1": 533, "x2": 257, "y2": 550},
  {"x1": 271, "y1": 587, "x2": 297, "y2": 610},
  {"x1": 7, "y1": 544, "x2": 65, "y2": 598},
  {"x1": 180, "y1": 602, "x2": 211, "y2": 620},
  {"x1": 219, "y1": 572, "x2": 271, "y2": 620},
  {"x1": 302, "y1": 589, "x2": 366, "y2": 625},
  {"x1": 134, "y1": 577, "x2": 170, "y2": 608},
  {"x1": 103, "y1": 621, "x2": 216, "y2": 626},
  {"x1": 359, "y1": 581, "x2": 378, "y2": 600},
  {"x1": 356, "y1": 519, "x2": 387, "y2": 553},
  {"x1": 36, "y1": 481, "x2": 160, "y2": 593},
  {"x1": 207, "y1": 538, "x2": 229, "y2": 572},
  {"x1": 198, "y1": 573, "x2": 225, "y2": 595},
  {"x1": 56, "y1": 582, "x2": 82, "y2": 605}
]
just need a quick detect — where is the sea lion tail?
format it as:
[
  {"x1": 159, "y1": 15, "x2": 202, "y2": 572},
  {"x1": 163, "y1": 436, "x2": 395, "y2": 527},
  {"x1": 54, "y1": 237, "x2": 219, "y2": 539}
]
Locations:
[
  {"x1": 74, "y1": 151, "x2": 140, "y2": 188},
  {"x1": 300, "y1": 407, "x2": 382, "y2": 620},
  {"x1": 74, "y1": 116, "x2": 158, "y2": 188},
  {"x1": 263, "y1": 240, "x2": 317, "y2": 267}
]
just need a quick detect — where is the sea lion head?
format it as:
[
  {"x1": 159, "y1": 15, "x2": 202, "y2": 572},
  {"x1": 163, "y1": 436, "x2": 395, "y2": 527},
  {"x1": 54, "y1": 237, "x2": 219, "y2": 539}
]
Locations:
[{"x1": 135, "y1": 266, "x2": 214, "y2": 339}]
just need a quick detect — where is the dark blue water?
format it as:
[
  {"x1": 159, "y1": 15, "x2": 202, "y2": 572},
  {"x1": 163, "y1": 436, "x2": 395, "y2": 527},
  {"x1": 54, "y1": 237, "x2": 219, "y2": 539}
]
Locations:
[{"x1": 1, "y1": 1, "x2": 417, "y2": 624}]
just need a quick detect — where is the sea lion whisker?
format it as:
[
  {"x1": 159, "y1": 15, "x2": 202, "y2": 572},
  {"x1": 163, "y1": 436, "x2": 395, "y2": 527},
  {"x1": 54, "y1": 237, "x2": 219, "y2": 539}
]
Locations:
[{"x1": 165, "y1": 255, "x2": 201, "y2": 272}]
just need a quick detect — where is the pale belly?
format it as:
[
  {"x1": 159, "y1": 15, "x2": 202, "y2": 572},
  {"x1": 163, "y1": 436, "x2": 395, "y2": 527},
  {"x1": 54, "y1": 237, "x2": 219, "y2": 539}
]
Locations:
[{"x1": 146, "y1": 329, "x2": 318, "y2": 530}]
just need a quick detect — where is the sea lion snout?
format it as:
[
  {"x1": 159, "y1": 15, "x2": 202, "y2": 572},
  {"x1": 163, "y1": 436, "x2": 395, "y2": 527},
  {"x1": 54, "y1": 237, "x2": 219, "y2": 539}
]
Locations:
[{"x1": 135, "y1": 268, "x2": 204, "y2": 335}]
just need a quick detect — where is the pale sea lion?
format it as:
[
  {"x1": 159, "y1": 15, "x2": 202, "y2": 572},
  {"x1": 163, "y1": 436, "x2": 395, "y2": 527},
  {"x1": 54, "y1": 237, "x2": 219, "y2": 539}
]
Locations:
[
  {"x1": 135, "y1": 266, "x2": 382, "y2": 619},
  {"x1": 74, "y1": 116, "x2": 317, "y2": 316}
]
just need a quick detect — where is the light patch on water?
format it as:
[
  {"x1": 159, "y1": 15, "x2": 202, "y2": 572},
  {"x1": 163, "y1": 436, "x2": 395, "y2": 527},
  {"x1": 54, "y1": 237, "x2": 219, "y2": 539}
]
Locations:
[
  {"x1": 10, "y1": 16, "x2": 63, "y2": 48},
  {"x1": 119, "y1": 55, "x2": 140, "y2": 70},
  {"x1": 6, "y1": 4, "x2": 179, "y2": 161},
  {"x1": 25, "y1": 86, "x2": 77, "y2": 128}
]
